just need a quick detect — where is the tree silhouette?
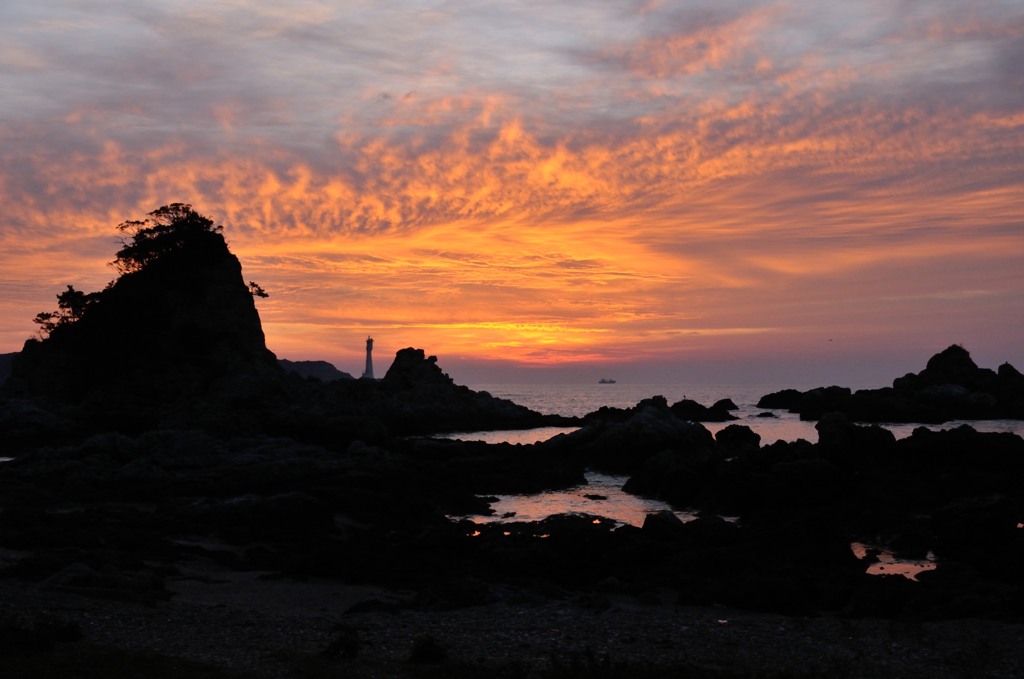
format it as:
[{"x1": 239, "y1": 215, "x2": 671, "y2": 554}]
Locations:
[
  {"x1": 113, "y1": 203, "x2": 224, "y2": 274},
  {"x1": 32, "y1": 285, "x2": 100, "y2": 337},
  {"x1": 248, "y1": 281, "x2": 269, "y2": 298}
]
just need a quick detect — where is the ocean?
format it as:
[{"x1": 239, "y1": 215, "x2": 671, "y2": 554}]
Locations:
[
  {"x1": 460, "y1": 382, "x2": 1024, "y2": 444},
  {"x1": 469, "y1": 382, "x2": 817, "y2": 444}
]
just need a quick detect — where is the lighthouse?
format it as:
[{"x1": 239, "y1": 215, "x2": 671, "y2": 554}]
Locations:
[{"x1": 362, "y1": 336, "x2": 374, "y2": 379}]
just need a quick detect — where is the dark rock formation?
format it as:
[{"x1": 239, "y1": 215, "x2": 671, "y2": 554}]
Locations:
[
  {"x1": 715, "y1": 424, "x2": 761, "y2": 457},
  {"x1": 0, "y1": 352, "x2": 14, "y2": 388},
  {"x1": 5, "y1": 219, "x2": 279, "y2": 412},
  {"x1": 344, "y1": 347, "x2": 572, "y2": 435},
  {"x1": 382, "y1": 348, "x2": 453, "y2": 389},
  {"x1": 584, "y1": 394, "x2": 737, "y2": 423},
  {"x1": 278, "y1": 359, "x2": 354, "y2": 382},
  {"x1": 567, "y1": 396, "x2": 715, "y2": 475},
  {"x1": 755, "y1": 388, "x2": 804, "y2": 410},
  {"x1": 899, "y1": 344, "x2": 994, "y2": 391},
  {"x1": 757, "y1": 345, "x2": 1024, "y2": 423},
  {"x1": 669, "y1": 397, "x2": 738, "y2": 422}
]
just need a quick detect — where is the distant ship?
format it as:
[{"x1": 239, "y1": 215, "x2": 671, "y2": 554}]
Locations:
[{"x1": 598, "y1": 378, "x2": 617, "y2": 384}]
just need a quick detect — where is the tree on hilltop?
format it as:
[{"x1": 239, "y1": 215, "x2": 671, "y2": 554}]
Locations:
[
  {"x1": 113, "y1": 203, "x2": 225, "y2": 274},
  {"x1": 32, "y1": 204, "x2": 267, "y2": 339}
]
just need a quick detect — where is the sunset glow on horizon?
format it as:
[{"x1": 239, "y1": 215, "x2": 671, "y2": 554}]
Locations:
[{"x1": 1, "y1": 1, "x2": 1022, "y2": 385}]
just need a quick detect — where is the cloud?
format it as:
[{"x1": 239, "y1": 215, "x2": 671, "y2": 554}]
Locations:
[
  {"x1": 0, "y1": 0, "x2": 1021, "y2": 374},
  {"x1": 581, "y1": 4, "x2": 779, "y2": 79}
]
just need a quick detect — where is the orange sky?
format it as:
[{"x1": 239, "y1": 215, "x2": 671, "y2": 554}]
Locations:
[{"x1": 1, "y1": 1, "x2": 1022, "y2": 385}]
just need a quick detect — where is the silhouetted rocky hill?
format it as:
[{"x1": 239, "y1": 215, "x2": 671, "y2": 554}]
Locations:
[
  {"x1": 6, "y1": 209, "x2": 278, "y2": 411},
  {"x1": 758, "y1": 344, "x2": 1024, "y2": 422}
]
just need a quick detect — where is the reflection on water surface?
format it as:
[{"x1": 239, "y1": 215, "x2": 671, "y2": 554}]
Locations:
[
  {"x1": 436, "y1": 426, "x2": 578, "y2": 445},
  {"x1": 850, "y1": 542, "x2": 937, "y2": 580},
  {"x1": 455, "y1": 471, "x2": 696, "y2": 528}
]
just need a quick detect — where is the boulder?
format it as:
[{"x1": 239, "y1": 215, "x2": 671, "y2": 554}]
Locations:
[
  {"x1": 623, "y1": 445, "x2": 715, "y2": 506},
  {"x1": 814, "y1": 412, "x2": 897, "y2": 468},
  {"x1": 669, "y1": 398, "x2": 738, "y2": 422},
  {"x1": 640, "y1": 509, "x2": 686, "y2": 537},
  {"x1": 382, "y1": 348, "x2": 454, "y2": 389},
  {"x1": 567, "y1": 397, "x2": 715, "y2": 474},
  {"x1": 756, "y1": 388, "x2": 804, "y2": 410},
  {"x1": 715, "y1": 424, "x2": 761, "y2": 457}
]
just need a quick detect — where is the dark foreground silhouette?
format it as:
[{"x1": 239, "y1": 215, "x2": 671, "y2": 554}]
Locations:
[{"x1": 1, "y1": 206, "x2": 1023, "y2": 677}]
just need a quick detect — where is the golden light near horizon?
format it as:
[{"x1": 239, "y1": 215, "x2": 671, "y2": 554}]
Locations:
[{"x1": 0, "y1": 1, "x2": 1022, "y2": 382}]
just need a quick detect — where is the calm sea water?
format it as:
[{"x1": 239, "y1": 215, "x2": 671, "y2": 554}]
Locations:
[{"x1": 462, "y1": 382, "x2": 1024, "y2": 444}]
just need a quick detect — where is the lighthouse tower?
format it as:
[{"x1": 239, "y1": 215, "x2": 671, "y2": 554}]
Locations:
[{"x1": 362, "y1": 336, "x2": 374, "y2": 379}]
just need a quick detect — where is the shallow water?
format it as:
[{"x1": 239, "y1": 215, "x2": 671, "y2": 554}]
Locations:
[
  {"x1": 850, "y1": 543, "x2": 937, "y2": 581},
  {"x1": 437, "y1": 426, "x2": 579, "y2": 445},
  {"x1": 450, "y1": 471, "x2": 697, "y2": 528}
]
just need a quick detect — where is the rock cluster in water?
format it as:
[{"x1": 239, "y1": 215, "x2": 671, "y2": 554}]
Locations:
[
  {"x1": 1, "y1": 206, "x2": 1022, "y2": 635},
  {"x1": 758, "y1": 344, "x2": 1024, "y2": 422}
]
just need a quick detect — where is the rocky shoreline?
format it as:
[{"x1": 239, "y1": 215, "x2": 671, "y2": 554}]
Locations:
[
  {"x1": 2, "y1": 362, "x2": 1024, "y2": 676},
  {"x1": 3, "y1": 343, "x2": 1024, "y2": 675},
  {"x1": 2, "y1": 207, "x2": 1023, "y2": 676}
]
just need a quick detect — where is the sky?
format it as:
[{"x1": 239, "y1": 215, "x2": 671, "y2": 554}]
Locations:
[{"x1": 1, "y1": 0, "x2": 1022, "y2": 387}]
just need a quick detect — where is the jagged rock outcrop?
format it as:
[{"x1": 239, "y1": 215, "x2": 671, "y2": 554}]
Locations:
[
  {"x1": 583, "y1": 395, "x2": 737, "y2": 424},
  {"x1": 381, "y1": 347, "x2": 456, "y2": 389},
  {"x1": 757, "y1": 345, "x2": 1024, "y2": 422},
  {"x1": 5, "y1": 214, "x2": 278, "y2": 411},
  {"x1": 563, "y1": 396, "x2": 716, "y2": 476},
  {"x1": 354, "y1": 347, "x2": 571, "y2": 435}
]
